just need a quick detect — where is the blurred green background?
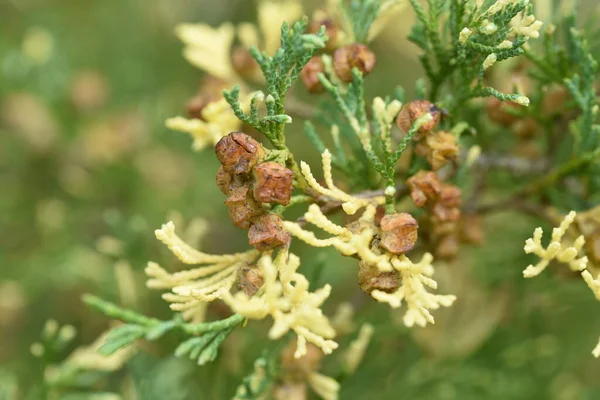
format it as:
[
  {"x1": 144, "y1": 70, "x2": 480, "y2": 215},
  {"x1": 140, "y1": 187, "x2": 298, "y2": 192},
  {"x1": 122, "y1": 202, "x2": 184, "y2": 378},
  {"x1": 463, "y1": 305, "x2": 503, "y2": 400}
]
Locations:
[{"x1": 1, "y1": 0, "x2": 600, "y2": 399}]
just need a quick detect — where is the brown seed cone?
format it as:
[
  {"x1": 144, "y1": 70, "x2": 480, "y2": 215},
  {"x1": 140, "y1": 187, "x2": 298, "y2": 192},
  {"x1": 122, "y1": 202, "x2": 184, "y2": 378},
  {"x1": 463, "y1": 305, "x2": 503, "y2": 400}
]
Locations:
[
  {"x1": 396, "y1": 100, "x2": 441, "y2": 137},
  {"x1": 300, "y1": 56, "x2": 325, "y2": 93},
  {"x1": 231, "y1": 45, "x2": 258, "y2": 78},
  {"x1": 308, "y1": 14, "x2": 338, "y2": 51},
  {"x1": 224, "y1": 185, "x2": 262, "y2": 229},
  {"x1": 253, "y1": 162, "x2": 295, "y2": 205},
  {"x1": 333, "y1": 43, "x2": 376, "y2": 82},
  {"x1": 379, "y1": 213, "x2": 419, "y2": 255},
  {"x1": 215, "y1": 132, "x2": 264, "y2": 175},
  {"x1": 358, "y1": 261, "x2": 399, "y2": 294},
  {"x1": 414, "y1": 131, "x2": 459, "y2": 170},
  {"x1": 237, "y1": 266, "x2": 264, "y2": 297},
  {"x1": 248, "y1": 213, "x2": 290, "y2": 251},
  {"x1": 486, "y1": 97, "x2": 519, "y2": 126},
  {"x1": 280, "y1": 341, "x2": 323, "y2": 381},
  {"x1": 407, "y1": 171, "x2": 441, "y2": 207}
]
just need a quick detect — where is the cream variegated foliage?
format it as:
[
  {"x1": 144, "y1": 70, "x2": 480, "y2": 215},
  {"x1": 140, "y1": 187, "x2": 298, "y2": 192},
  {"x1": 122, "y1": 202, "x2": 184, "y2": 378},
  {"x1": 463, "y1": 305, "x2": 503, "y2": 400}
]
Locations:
[
  {"x1": 342, "y1": 324, "x2": 374, "y2": 374},
  {"x1": 165, "y1": 94, "x2": 253, "y2": 151},
  {"x1": 257, "y1": 0, "x2": 303, "y2": 55},
  {"x1": 175, "y1": 22, "x2": 240, "y2": 83},
  {"x1": 523, "y1": 211, "x2": 588, "y2": 277},
  {"x1": 145, "y1": 221, "x2": 259, "y2": 322},
  {"x1": 307, "y1": 372, "x2": 340, "y2": 400},
  {"x1": 220, "y1": 251, "x2": 338, "y2": 359},
  {"x1": 284, "y1": 149, "x2": 456, "y2": 327},
  {"x1": 370, "y1": 253, "x2": 457, "y2": 327},
  {"x1": 299, "y1": 149, "x2": 381, "y2": 216},
  {"x1": 523, "y1": 211, "x2": 600, "y2": 357}
]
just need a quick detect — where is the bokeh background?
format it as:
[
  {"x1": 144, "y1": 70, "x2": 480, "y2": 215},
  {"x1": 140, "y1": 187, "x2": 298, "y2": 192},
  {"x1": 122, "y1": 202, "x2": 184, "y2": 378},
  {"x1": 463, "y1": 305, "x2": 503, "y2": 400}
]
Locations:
[{"x1": 1, "y1": 0, "x2": 600, "y2": 399}]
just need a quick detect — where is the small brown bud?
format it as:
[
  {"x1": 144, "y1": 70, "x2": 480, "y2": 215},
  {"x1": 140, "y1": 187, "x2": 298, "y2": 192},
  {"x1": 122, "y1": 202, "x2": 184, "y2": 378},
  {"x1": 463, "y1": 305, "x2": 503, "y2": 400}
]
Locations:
[
  {"x1": 374, "y1": 205, "x2": 386, "y2": 227},
  {"x1": 215, "y1": 132, "x2": 264, "y2": 175},
  {"x1": 511, "y1": 117, "x2": 539, "y2": 139},
  {"x1": 185, "y1": 95, "x2": 211, "y2": 119},
  {"x1": 308, "y1": 13, "x2": 338, "y2": 51},
  {"x1": 358, "y1": 261, "x2": 399, "y2": 294},
  {"x1": 436, "y1": 234, "x2": 460, "y2": 259},
  {"x1": 248, "y1": 213, "x2": 290, "y2": 251},
  {"x1": 225, "y1": 185, "x2": 262, "y2": 228},
  {"x1": 231, "y1": 45, "x2": 258, "y2": 78},
  {"x1": 253, "y1": 162, "x2": 294, "y2": 205},
  {"x1": 407, "y1": 171, "x2": 441, "y2": 207},
  {"x1": 300, "y1": 56, "x2": 325, "y2": 93},
  {"x1": 379, "y1": 213, "x2": 419, "y2": 254},
  {"x1": 541, "y1": 84, "x2": 569, "y2": 117},
  {"x1": 415, "y1": 131, "x2": 459, "y2": 170},
  {"x1": 280, "y1": 341, "x2": 323, "y2": 380},
  {"x1": 396, "y1": 100, "x2": 441, "y2": 136},
  {"x1": 185, "y1": 77, "x2": 227, "y2": 119},
  {"x1": 237, "y1": 266, "x2": 264, "y2": 297},
  {"x1": 487, "y1": 97, "x2": 519, "y2": 126},
  {"x1": 333, "y1": 43, "x2": 376, "y2": 82},
  {"x1": 273, "y1": 383, "x2": 308, "y2": 400},
  {"x1": 460, "y1": 214, "x2": 485, "y2": 245},
  {"x1": 586, "y1": 235, "x2": 600, "y2": 264}
]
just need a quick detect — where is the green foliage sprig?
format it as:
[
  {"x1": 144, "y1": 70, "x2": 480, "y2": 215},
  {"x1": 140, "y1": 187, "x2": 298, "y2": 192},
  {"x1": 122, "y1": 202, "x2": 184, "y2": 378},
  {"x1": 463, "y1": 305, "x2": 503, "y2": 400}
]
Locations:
[
  {"x1": 341, "y1": 0, "x2": 383, "y2": 43},
  {"x1": 409, "y1": 0, "x2": 535, "y2": 112},
  {"x1": 224, "y1": 18, "x2": 327, "y2": 149},
  {"x1": 83, "y1": 295, "x2": 244, "y2": 365}
]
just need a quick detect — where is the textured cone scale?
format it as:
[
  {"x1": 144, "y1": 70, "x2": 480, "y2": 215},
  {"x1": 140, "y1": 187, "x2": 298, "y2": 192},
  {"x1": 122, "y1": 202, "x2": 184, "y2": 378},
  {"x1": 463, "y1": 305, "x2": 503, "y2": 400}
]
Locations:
[
  {"x1": 253, "y1": 162, "x2": 294, "y2": 205},
  {"x1": 333, "y1": 43, "x2": 376, "y2": 82},
  {"x1": 248, "y1": 213, "x2": 290, "y2": 251},
  {"x1": 224, "y1": 185, "x2": 262, "y2": 229},
  {"x1": 396, "y1": 100, "x2": 441, "y2": 136},
  {"x1": 216, "y1": 166, "x2": 233, "y2": 195},
  {"x1": 379, "y1": 213, "x2": 419, "y2": 254},
  {"x1": 432, "y1": 203, "x2": 461, "y2": 222},
  {"x1": 438, "y1": 184, "x2": 462, "y2": 208},
  {"x1": 407, "y1": 171, "x2": 442, "y2": 207},
  {"x1": 215, "y1": 132, "x2": 264, "y2": 175},
  {"x1": 358, "y1": 261, "x2": 400, "y2": 294},
  {"x1": 301, "y1": 56, "x2": 325, "y2": 93}
]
